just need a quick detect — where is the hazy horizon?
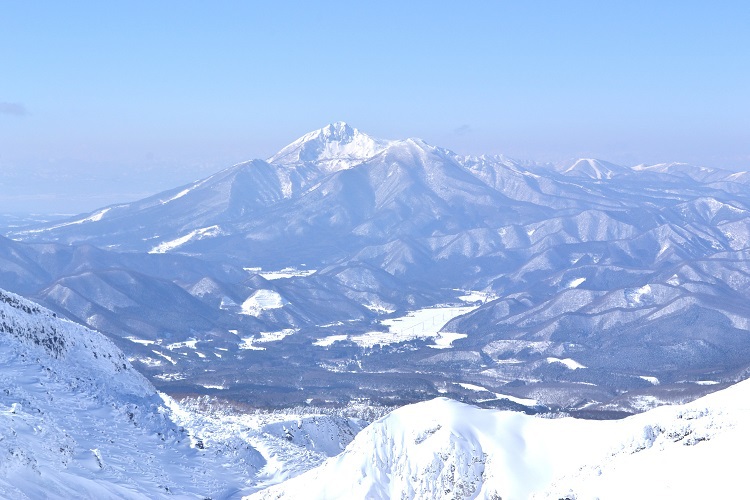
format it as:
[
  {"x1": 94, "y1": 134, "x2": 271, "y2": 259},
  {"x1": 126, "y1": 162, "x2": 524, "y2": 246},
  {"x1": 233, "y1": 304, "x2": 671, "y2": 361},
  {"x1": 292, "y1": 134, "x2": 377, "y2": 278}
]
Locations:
[{"x1": 2, "y1": 1, "x2": 749, "y2": 213}]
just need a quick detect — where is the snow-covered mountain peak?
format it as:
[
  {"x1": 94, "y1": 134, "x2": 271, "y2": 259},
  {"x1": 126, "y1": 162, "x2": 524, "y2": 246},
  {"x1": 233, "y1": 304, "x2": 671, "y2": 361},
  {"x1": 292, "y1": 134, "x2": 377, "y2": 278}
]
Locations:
[
  {"x1": 268, "y1": 122, "x2": 392, "y2": 173},
  {"x1": 319, "y1": 121, "x2": 355, "y2": 140},
  {"x1": 251, "y1": 381, "x2": 750, "y2": 499},
  {"x1": 558, "y1": 157, "x2": 630, "y2": 180}
]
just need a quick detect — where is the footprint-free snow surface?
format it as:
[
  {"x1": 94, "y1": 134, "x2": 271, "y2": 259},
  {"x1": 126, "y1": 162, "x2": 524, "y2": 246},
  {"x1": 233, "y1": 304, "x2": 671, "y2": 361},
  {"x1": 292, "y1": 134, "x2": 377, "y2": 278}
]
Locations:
[
  {"x1": 250, "y1": 380, "x2": 750, "y2": 499},
  {"x1": 0, "y1": 288, "x2": 262, "y2": 498}
]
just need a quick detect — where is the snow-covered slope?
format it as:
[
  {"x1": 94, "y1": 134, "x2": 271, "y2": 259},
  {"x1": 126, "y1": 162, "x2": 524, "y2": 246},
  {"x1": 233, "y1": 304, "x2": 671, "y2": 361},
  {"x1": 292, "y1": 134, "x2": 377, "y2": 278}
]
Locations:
[
  {"x1": 8, "y1": 122, "x2": 390, "y2": 255},
  {"x1": 632, "y1": 161, "x2": 731, "y2": 182},
  {"x1": 0, "y1": 288, "x2": 258, "y2": 498},
  {"x1": 556, "y1": 157, "x2": 632, "y2": 180},
  {"x1": 250, "y1": 379, "x2": 750, "y2": 499}
]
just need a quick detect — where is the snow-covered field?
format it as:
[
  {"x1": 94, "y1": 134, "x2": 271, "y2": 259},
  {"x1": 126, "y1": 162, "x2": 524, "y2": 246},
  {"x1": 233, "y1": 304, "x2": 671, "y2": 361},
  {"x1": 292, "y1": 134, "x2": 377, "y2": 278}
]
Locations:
[
  {"x1": 244, "y1": 267, "x2": 317, "y2": 280},
  {"x1": 456, "y1": 382, "x2": 539, "y2": 406},
  {"x1": 546, "y1": 357, "x2": 586, "y2": 370},
  {"x1": 455, "y1": 290, "x2": 497, "y2": 303},
  {"x1": 240, "y1": 289, "x2": 288, "y2": 316},
  {"x1": 239, "y1": 329, "x2": 298, "y2": 350},
  {"x1": 314, "y1": 305, "x2": 479, "y2": 348},
  {"x1": 148, "y1": 225, "x2": 222, "y2": 254},
  {"x1": 312, "y1": 334, "x2": 348, "y2": 347}
]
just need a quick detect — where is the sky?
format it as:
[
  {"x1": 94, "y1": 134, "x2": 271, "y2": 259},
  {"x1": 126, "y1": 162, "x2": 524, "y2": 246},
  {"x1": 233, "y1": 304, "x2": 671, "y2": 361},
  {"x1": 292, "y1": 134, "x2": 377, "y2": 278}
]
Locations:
[{"x1": 1, "y1": 1, "x2": 749, "y2": 213}]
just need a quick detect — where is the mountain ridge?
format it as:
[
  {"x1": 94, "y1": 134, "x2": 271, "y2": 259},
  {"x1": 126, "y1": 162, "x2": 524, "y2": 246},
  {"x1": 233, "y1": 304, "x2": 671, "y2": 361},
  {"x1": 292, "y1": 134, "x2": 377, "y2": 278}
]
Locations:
[
  {"x1": 4, "y1": 122, "x2": 750, "y2": 412},
  {"x1": 250, "y1": 377, "x2": 750, "y2": 499}
]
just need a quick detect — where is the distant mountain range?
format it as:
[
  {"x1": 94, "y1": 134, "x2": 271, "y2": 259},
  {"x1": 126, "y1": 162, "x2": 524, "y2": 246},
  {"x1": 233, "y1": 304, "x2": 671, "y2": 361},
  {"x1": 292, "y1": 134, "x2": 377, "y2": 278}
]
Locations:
[{"x1": 4, "y1": 122, "x2": 750, "y2": 412}]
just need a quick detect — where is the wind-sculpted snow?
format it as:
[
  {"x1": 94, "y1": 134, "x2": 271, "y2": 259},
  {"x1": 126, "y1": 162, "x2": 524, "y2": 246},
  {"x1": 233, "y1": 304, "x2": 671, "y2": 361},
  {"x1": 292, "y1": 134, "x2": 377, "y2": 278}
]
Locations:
[
  {"x1": 0, "y1": 289, "x2": 363, "y2": 496},
  {"x1": 0, "y1": 288, "x2": 268, "y2": 497},
  {"x1": 162, "y1": 396, "x2": 379, "y2": 494},
  {"x1": 0, "y1": 289, "x2": 149, "y2": 396},
  {"x1": 251, "y1": 379, "x2": 750, "y2": 499}
]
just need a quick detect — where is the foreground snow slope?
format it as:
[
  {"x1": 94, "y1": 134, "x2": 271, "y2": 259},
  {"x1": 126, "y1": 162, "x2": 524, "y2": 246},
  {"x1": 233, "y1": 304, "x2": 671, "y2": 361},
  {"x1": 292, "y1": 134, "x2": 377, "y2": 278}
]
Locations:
[
  {"x1": 250, "y1": 379, "x2": 750, "y2": 499},
  {"x1": 3, "y1": 280, "x2": 749, "y2": 499},
  {"x1": 0, "y1": 288, "x2": 257, "y2": 498}
]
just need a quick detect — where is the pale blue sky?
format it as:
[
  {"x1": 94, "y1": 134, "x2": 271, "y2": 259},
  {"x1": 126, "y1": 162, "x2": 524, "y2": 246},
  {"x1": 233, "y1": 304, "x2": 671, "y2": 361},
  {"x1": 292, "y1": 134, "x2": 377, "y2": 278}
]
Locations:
[{"x1": 1, "y1": 1, "x2": 749, "y2": 212}]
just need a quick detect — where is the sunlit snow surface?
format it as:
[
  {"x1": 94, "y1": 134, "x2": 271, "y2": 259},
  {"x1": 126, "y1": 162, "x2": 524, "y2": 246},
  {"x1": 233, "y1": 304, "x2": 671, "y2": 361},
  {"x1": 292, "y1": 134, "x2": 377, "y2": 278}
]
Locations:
[
  {"x1": 0, "y1": 289, "x2": 257, "y2": 498},
  {"x1": 312, "y1": 334, "x2": 348, "y2": 347},
  {"x1": 314, "y1": 305, "x2": 479, "y2": 348},
  {"x1": 566, "y1": 277, "x2": 586, "y2": 288},
  {"x1": 124, "y1": 335, "x2": 155, "y2": 346},
  {"x1": 4, "y1": 287, "x2": 750, "y2": 499},
  {"x1": 158, "y1": 177, "x2": 209, "y2": 205},
  {"x1": 0, "y1": 288, "x2": 377, "y2": 498},
  {"x1": 268, "y1": 121, "x2": 392, "y2": 174},
  {"x1": 455, "y1": 290, "x2": 496, "y2": 303},
  {"x1": 240, "y1": 289, "x2": 289, "y2": 316},
  {"x1": 161, "y1": 395, "x2": 373, "y2": 493},
  {"x1": 546, "y1": 357, "x2": 587, "y2": 370},
  {"x1": 149, "y1": 225, "x2": 222, "y2": 253},
  {"x1": 626, "y1": 284, "x2": 653, "y2": 304},
  {"x1": 250, "y1": 380, "x2": 750, "y2": 499},
  {"x1": 14, "y1": 207, "x2": 112, "y2": 234},
  {"x1": 247, "y1": 267, "x2": 318, "y2": 280},
  {"x1": 639, "y1": 375, "x2": 660, "y2": 385},
  {"x1": 240, "y1": 329, "x2": 298, "y2": 350},
  {"x1": 457, "y1": 383, "x2": 538, "y2": 406}
]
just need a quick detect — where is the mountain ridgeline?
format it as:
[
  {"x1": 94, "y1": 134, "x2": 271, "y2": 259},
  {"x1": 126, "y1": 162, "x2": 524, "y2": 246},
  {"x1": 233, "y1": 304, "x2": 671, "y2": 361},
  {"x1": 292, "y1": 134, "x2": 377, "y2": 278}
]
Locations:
[{"x1": 5, "y1": 122, "x2": 750, "y2": 411}]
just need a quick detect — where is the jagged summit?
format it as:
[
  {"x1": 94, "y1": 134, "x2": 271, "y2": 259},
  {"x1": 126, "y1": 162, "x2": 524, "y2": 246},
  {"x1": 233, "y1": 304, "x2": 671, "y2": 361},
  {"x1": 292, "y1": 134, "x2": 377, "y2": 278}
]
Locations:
[
  {"x1": 268, "y1": 121, "x2": 392, "y2": 173},
  {"x1": 316, "y1": 121, "x2": 356, "y2": 141}
]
